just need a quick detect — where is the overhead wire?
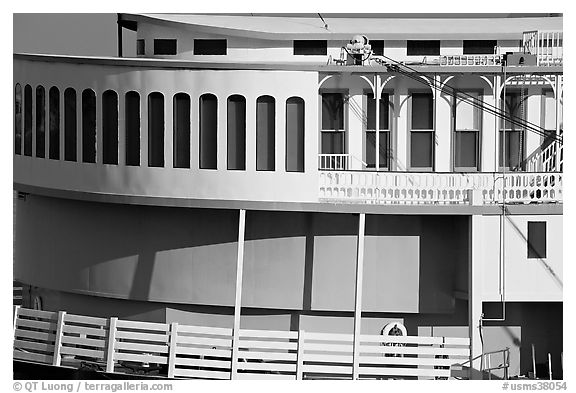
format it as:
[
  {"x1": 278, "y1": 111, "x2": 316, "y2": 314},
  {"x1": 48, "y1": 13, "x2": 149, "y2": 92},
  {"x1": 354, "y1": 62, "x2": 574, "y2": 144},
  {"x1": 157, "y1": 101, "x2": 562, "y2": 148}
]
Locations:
[{"x1": 373, "y1": 54, "x2": 562, "y2": 143}]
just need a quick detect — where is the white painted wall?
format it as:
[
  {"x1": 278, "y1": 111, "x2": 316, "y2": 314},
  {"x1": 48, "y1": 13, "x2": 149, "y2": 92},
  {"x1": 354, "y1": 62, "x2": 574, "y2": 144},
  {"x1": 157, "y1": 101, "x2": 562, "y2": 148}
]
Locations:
[{"x1": 479, "y1": 214, "x2": 562, "y2": 302}]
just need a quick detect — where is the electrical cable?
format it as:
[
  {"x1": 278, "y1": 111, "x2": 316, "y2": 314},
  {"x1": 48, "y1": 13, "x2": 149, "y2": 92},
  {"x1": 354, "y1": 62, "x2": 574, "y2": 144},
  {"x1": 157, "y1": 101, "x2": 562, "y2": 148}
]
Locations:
[{"x1": 373, "y1": 54, "x2": 562, "y2": 143}]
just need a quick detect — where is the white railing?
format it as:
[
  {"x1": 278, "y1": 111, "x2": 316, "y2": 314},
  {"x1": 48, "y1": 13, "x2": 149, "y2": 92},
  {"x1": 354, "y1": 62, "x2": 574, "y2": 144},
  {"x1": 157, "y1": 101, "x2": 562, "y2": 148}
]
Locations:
[
  {"x1": 523, "y1": 30, "x2": 563, "y2": 66},
  {"x1": 440, "y1": 54, "x2": 502, "y2": 67},
  {"x1": 13, "y1": 306, "x2": 470, "y2": 380},
  {"x1": 524, "y1": 141, "x2": 560, "y2": 172},
  {"x1": 318, "y1": 154, "x2": 367, "y2": 170},
  {"x1": 319, "y1": 172, "x2": 562, "y2": 205}
]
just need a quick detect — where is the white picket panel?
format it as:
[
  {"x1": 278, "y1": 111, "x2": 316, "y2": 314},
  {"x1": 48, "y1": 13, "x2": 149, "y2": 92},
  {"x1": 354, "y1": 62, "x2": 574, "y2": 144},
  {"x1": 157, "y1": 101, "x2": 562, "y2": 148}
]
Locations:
[
  {"x1": 173, "y1": 368, "x2": 230, "y2": 379},
  {"x1": 235, "y1": 372, "x2": 296, "y2": 380},
  {"x1": 59, "y1": 346, "x2": 106, "y2": 359}
]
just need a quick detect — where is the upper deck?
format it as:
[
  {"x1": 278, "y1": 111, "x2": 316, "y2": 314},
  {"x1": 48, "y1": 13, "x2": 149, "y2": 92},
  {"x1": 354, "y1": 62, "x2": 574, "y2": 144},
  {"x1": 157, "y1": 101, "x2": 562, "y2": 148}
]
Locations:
[{"x1": 13, "y1": 53, "x2": 562, "y2": 214}]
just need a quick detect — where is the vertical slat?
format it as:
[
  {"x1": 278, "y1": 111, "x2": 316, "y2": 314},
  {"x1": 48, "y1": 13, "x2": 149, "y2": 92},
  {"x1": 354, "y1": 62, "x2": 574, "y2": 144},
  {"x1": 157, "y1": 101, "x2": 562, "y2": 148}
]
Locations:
[
  {"x1": 167, "y1": 322, "x2": 178, "y2": 378},
  {"x1": 231, "y1": 209, "x2": 246, "y2": 380},
  {"x1": 106, "y1": 317, "x2": 118, "y2": 373},
  {"x1": 548, "y1": 353, "x2": 552, "y2": 380},
  {"x1": 352, "y1": 213, "x2": 366, "y2": 380},
  {"x1": 13, "y1": 305, "x2": 20, "y2": 333},
  {"x1": 52, "y1": 311, "x2": 66, "y2": 366},
  {"x1": 296, "y1": 329, "x2": 305, "y2": 380}
]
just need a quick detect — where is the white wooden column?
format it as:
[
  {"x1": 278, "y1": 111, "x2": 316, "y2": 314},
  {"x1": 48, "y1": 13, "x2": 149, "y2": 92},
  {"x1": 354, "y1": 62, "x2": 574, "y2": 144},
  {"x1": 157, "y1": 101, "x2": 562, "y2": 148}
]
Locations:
[
  {"x1": 494, "y1": 75, "x2": 502, "y2": 171},
  {"x1": 555, "y1": 76, "x2": 562, "y2": 171},
  {"x1": 231, "y1": 209, "x2": 246, "y2": 379},
  {"x1": 352, "y1": 213, "x2": 366, "y2": 380},
  {"x1": 469, "y1": 215, "x2": 484, "y2": 380}
]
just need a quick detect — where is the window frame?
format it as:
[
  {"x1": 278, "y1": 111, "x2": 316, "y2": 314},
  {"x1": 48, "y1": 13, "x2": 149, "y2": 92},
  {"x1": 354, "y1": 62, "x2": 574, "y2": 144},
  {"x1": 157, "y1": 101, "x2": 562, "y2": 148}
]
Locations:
[
  {"x1": 499, "y1": 88, "x2": 527, "y2": 171},
  {"x1": 285, "y1": 96, "x2": 305, "y2": 173},
  {"x1": 36, "y1": 85, "x2": 46, "y2": 158},
  {"x1": 199, "y1": 93, "x2": 218, "y2": 170},
  {"x1": 453, "y1": 90, "x2": 482, "y2": 172},
  {"x1": 173, "y1": 92, "x2": 191, "y2": 169},
  {"x1": 256, "y1": 95, "x2": 276, "y2": 172},
  {"x1": 147, "y1": 92, "x2": 165, "y2": 168},
  {"x1": 226, "y1": 94, "x2": 246, "y2": 171},
  {"x1": 408, "y1": 90, "x2": 435, "y2": 171},
  {"x1": 320, "y1": 90, "x2": 347, "y2": 156},
  {"x1": 364, "y1": 90, "x2": 392, "y2": 170}
]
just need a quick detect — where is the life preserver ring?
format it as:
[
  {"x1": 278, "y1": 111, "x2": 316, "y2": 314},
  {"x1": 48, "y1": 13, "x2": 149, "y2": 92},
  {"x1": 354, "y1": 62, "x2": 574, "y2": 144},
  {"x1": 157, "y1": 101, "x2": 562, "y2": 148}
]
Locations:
[{"x1": 381, "y1": 322, "x2": 407, "y2": 336}]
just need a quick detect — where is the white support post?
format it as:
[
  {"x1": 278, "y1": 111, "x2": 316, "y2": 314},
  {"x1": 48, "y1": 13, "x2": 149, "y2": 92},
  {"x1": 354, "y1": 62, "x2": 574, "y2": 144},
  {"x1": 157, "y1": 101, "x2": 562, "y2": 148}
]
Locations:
[
  {"x1": 375, "y1": 74, "x2": 380, "y2": 171},
  {"x1": 231, "y1": 209, "x2": 246, "y2": 380},
  {"x1": 555, "y1": 76, "x2": 562, "y2": 171},
  {"x1": 13, "y1": 305, "x2": 20, "y2": 333},
  {"x1": 469, "y1": 215, "x2": 484, "y2": 380},
  {"x1": 52, "y1": 311, "x2": 66, "y2": 366},
  {"x1": 296, "y1": 329, "x2": 305, "y2": 380},
  {"x1": 167, "y1": 322, "x2": 179, "y2": 378},
  {"x1": 494, "y1": 75, "x2": 501, "y2": 171},
  {"x1": 106, "y1": 317, "x2": 118, "y2": 373},
  {"x1": 352, "y1": 213, "x2": 366, "y2": 380}
]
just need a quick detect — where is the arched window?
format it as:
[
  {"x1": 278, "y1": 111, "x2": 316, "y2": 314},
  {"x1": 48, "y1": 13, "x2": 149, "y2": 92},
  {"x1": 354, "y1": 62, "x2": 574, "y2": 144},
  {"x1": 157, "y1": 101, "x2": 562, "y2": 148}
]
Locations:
[
  {"x1": 125, "y1": 91, "x2": 140, "y2": 166},
  {"x1": 286, "y1": 97, "x2": 305, "y2": 172},
  {"x1": 82, "y1": 89, "x2": 96, "y2": 163},
  {"x1": 173, "y1": 93, "x2": 190, "y2": 168},
  {"x1": 227, "y1": 95, "x2": 246, "y2": 170},
  {"x1": 102, "y1": 90, "x2": 118, "y2": 165},
  {"x1": 14, "y1": 84, "x2": 22, "y2": 155},
  {"x1": 199, "y1": 94, "x2": 217, "y2": 169},
  {"x1": 256, "y1": 95, "x2": 275, "y2": 171},
  {"x1": 148, "y1": 92, "x2": 164, "y2": 167},
  {"x1": 49, "y1": 87, "x2": 60, "y2": 160},
  {"x1": 24, "y1": 85, "x2": 32, "y2": 156},
  {"x1": 64, "y1": 88, "x2": 77, "y2": 161},
  {"x1": 36, "y1": 86, "x2": 46, "y2": 158}
]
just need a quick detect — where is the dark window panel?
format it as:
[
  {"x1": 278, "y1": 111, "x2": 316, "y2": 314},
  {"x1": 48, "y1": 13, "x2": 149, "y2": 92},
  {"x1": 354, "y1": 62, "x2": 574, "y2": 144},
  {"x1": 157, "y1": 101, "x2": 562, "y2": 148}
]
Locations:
[
  {"x1": 36, "y1": 86, "x2": 45, "y2": 158},
  {"x1": 366, "y1": 131, "x2": 390, "y2": 169},
  {"x1": 137, "y1": 39, "x2": 145, "y2": 55},
  {"x1": 454, "y1": 131, "x2": 478, "y2": 169},
  {"x1": 410, "y1": 131, "x2": 433, "y2": 168},
  {"x1": 82, "y1": 89, "x2": 96, "y2": 163},
  {"x1": 24, "y1": 85, "x2": 32, "y2": 156},
  {"x1": 371, "y1": 40, "x2": 384, "y2": 56},
  {"x1": 321, "y1": 131, "x2": 345, "y2": 154},
  {"x1": 499, "y1": 131, "x2": 524, "y2": 170},
  {"x1": 528, "y1": 222, "x2": 547, "y2": 259},
  {"x1": 102, "y1": 90, "x2": 118, "y2": 165},
  {"x1": 64, "y1": 88, "x2": 77, "y2": 161},
  {"x1": 322, "y1": 93, "x2": 345, "y2": 130},
  {"x1": 194, "y1": 39, "x2": 227, "y2": 55},
  {"x1": 49, "y1": 87, "x2": 60, "y2": 160},
  {"x1": 407, "y1": 40, "x2": 440, "y2": 56},
  {"x1": 125, "y1": 91, "x2": 140, "y2": 166},
  {"x1": 293, "y1": 40, "x2": 327, "y2": 55},
  {"x1": 154, "y1": 39, "x2": 177, "y2": 55},
  {"x1": 411, "y1": 93, "x2": 433, "y2": 130},
  {"x1": 286, "y1": 97, "x2": 305, "y2": 172},
  {"x1": 366, "y1": 93, "x2": 390, "y2": 130},
  {"x1": 256, "y1": 96, "x2": 275, "y2": 171},
  {"x1": 14, "y1": 84, "x2": 22, "y2": 155},
  {"x1": 148, "y1": 92, "x2": 164, "y2": 167},
  {"x1": 200, "y1": 94, "x2": 218, "y2": 169},
  {"x1": 227, "y1": 95, "x2": 246, "y2": 170},
  {"x1": 463, "y1": 40, "x2": 497, "y2": 55},
  {"x1": 173, "y1": 93, "x2": 191, "y2": 169}
]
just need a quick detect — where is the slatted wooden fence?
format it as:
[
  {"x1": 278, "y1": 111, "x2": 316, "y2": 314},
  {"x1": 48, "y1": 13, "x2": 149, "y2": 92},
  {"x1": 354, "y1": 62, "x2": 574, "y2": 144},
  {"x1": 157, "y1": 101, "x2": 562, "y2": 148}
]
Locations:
[{"x1": 13, "y1": 306, "x2": 470, "y2": 380}]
